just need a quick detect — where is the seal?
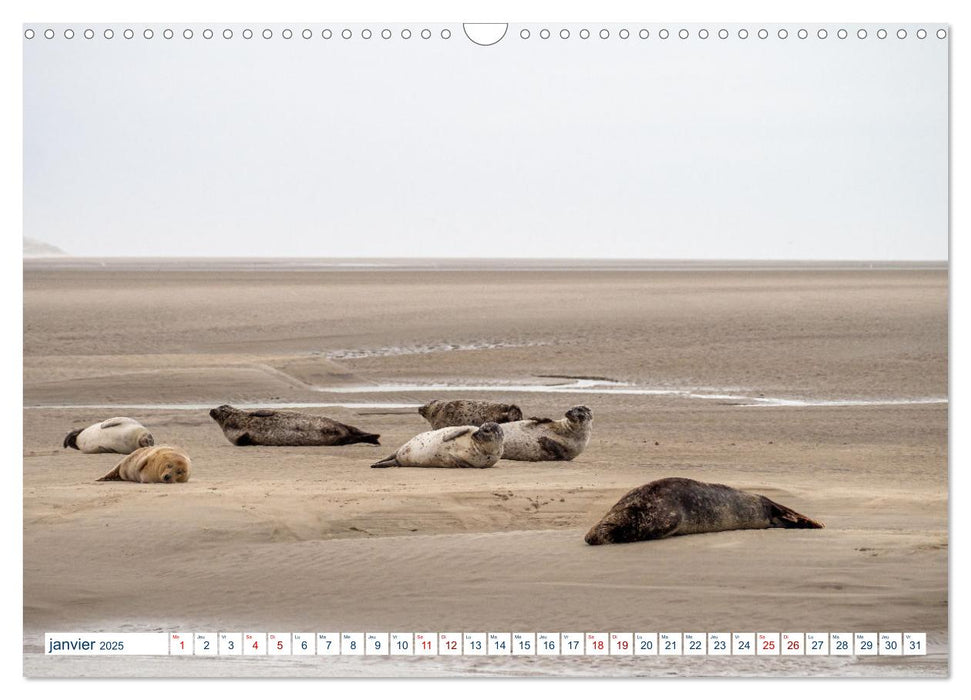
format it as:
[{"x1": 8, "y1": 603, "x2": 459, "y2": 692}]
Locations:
[
  {"x1": 418, "y1": 399, "x2": 523, "y2": 430},
  {"x1": 96, "y1": 445, "x2": 191, "y2": 483},
  {"x1": 63, "y1": 417, "x2": 155, "y2": 454},
  {"x1": 209, "y1": 405, "x2": 380, "y2": 446},
  {"x1": 498, "y1": 405, "x2": 593, "y2": 461},
  {"x1": 371, "y1": 422, "x2": 504, "y2": 468},
  {"x1": 584, "y1": 477, "x2": 824, "y2": 545}
]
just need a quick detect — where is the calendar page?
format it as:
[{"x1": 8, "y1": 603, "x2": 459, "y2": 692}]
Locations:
[{"x1": 21, "y1": 12, "x2": 948, "y2": 679}]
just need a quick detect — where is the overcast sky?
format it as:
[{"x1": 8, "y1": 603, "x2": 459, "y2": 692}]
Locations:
[{"x1": 23, "y1": 23, "x2": 948, "y2": 259}]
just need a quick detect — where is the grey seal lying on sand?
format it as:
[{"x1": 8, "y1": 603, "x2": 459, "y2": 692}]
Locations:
[
  {"x1": 209, "y1": 405, "x2": 380, "y2": 446},
  {"x1": 585, "y1": 477, "x2": 824, "y2": 545}
]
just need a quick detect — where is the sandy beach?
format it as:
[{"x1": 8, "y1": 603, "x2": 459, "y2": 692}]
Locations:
[{"x1": 22, "y1": 260, "x2": 948, "y2": 677}]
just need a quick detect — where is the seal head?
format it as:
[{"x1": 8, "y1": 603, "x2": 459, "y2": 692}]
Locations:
[
  {"x1": 471, "y1": 421, "x2": 504, "y2": 449},
  {"x1": 565, "y1": 405, "x2": 593, "y2": 425}
]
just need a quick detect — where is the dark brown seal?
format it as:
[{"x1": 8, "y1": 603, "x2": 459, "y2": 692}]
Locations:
[
  {"x1": 418, "y1": 399, "x2": 523, "y2": 430},
  {"x1": 584, "y1": 477, "x2": 823, "y2": 545},
  {"x1": 209, "y1": 405, "x2": 380, "y2": 447}
]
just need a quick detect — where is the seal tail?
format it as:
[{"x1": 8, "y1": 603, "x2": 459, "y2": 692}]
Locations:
[
  {"x1": 63, "y1": 429, "x2": 82, "y2": 450},
  {"x1": 764, "y1": 497, "x2": 824, "y2": 529},
  {"x1": 96, "y1": 465, "x2": 123, "y2": 481},
  {"x1": 370, "y1": 454, "x2": 399, "y2": 468},
  {"x1": 349, "y1": 432, "x2": 381, "y2": 446},
  {"x1": 335, "y1": 430, "x2": 381, "y2": 446}
]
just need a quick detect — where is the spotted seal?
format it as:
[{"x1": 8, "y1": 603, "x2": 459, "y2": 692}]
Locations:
[
  {"x1": 498, "y1": 405, "x2": 592, "y2": 461},
  {"x1": 63, "y1": 417, "x2": 155, "y2": 454},
  {"x1": 418, "y1": 399, "x2": 523, "y2": 430},
  {"x1": 371, "y1": 422, "x2": 504, "y2": 468},
  {"x1": 96, "y1": 445, "x2": 191, "y2": 483},
  {"x1": 584, "y1": 477, "x2": 824, "y2": 545},
  {"x1": 209, "y1": 405, "x2": 380, "y2": 446}
]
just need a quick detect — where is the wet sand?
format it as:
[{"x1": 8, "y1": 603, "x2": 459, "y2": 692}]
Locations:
[{"x1": 22, "y1": 261, "x2": 948, "y2": 677}]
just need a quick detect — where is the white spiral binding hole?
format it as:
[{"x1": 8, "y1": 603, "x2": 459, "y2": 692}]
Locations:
[{"x1": 23, "y1": 26, "x2": 950, "y2": 42}]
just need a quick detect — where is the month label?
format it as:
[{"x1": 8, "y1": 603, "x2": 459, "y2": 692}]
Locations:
[{"x1": 44, "y1": 633, "x2": 170, "y2": 656}]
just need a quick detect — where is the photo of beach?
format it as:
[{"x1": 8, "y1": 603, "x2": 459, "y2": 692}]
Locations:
[{"x1": 22, "y1": 257, "x2": 947, "y2": 676}]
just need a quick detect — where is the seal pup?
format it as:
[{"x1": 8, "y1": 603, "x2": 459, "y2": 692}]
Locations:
[
  {"x1": 63, "y1": 417, "x2": 155, "y2": 454},
  {"x1": 419, "y1": 399, "x2": 523, "y2": 430},
  {"x1": 371, "y1": 422, "x2": 504, "y2": 469},
  {"x1": 209, "y1": 405, "x2": 380, "y2": 446},
  {"x1": 97, "y1": 445, "x2": 191, "y2": 483},
  {"x1": 498, "y1": 405, "x2": 593, "y2": 461},
  {"x1": 584, "y1": 477, "x2": 824, "y2": 545}
]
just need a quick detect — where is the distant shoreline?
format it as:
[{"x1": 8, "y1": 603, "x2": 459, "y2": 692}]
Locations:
[{"x1": 22, "y1": 257, "x2": 949, "y2": 273}]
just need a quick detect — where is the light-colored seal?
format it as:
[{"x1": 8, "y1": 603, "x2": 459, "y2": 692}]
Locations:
[
  {"x1": 96, "y1": 445, "x2": 191, "y2": 483},
  {"x1": 371, "y1": 422, "x2": 504, "y2": 469},
  {"x1": 63, "y1": 417, "x2": 155, "y2": 454},
  {"x1": 498, "y1": 405, "x2": 593, "y2": 461},
  {"x1": 584, "y1": 477, "x2": 824, "y2": 545},
  {"x1": 418, "y1": 399, "x2": 523, "y2": 430},
  {"x1": 209, "y1": 405, "x2": 380, "y2": 446}
]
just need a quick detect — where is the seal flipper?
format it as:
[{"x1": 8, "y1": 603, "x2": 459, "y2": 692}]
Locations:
[
  {"x1": 538, "y1": 436, "x2": 570, "y2": 461},
  {"x1": 442, "y1": 427, "x2": 474, "y2": 443},
  {"x1": 370, "y1": 454, "x2": 400, "y2": 468},
  {"x1": 763, "y1": 497, "x2": 824, "y2": 529},
  {"x1": 234, "y1": 433, "x2": 255, "y2": 446},
  {"x1": 334, "y1": 428, "x2": 381, "y2": 446},
  {"x1": 63, "y1": 429, "x2": 82, "y2": 450},
  {"x1": 96, "y1": 464, "x2": 123, "y2": 481}
]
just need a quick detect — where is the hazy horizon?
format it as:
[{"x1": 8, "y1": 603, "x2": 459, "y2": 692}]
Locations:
[{"x1": 24, "y1": 23, "x2": 948, "y2": 260}]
